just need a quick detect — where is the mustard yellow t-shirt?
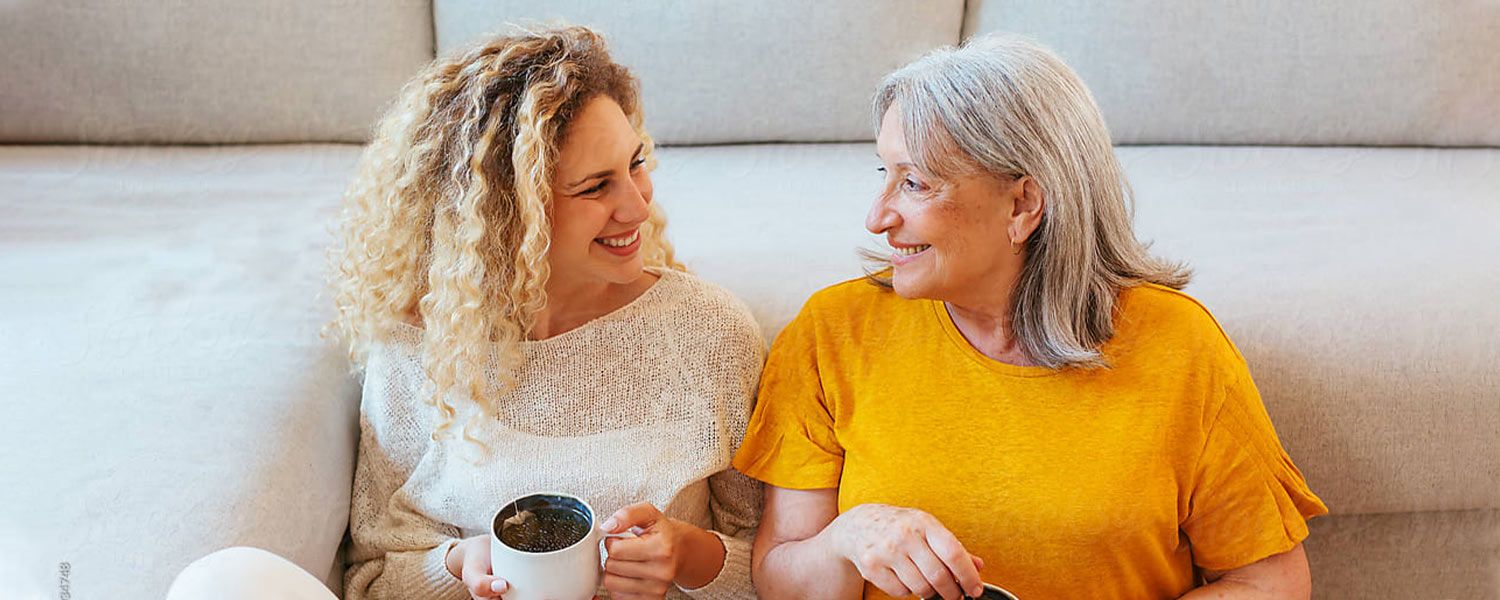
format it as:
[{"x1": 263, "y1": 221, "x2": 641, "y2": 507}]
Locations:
[{"x1": 732, "y1": 278, "x2": 1328, "y2": 599}]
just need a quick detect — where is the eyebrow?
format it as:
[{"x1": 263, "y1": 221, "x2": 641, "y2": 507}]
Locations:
[
  {"x1": 873, "y1": 152, "x2": 915, "y2": 169},
  {"x1": 566, "y1": 143, "x2": 645, "y2": 188}
]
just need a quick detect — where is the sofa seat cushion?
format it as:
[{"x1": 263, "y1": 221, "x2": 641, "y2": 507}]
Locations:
[
  {"x1": 0, "y1": 145, "x2": 365, "y2": 599},
  {"x1": 1305, "y1": 508, "x2": 1500, "y2": 599},
  {"x1": 2, "y1": 143, "x2": 1495, "y2": 599}
]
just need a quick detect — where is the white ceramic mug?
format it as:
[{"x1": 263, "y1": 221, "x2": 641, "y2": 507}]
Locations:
[{"x1": 490, "y1": 491, "x2": 618, "y2": 600}]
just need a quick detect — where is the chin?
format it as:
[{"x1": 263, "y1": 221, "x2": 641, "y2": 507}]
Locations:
[
  {"x1": 600, "y1": 259, "x2": 647, "y2": 284},
  {"x1": 889, "y1": 267, "x2": 935, "y2": 300}
]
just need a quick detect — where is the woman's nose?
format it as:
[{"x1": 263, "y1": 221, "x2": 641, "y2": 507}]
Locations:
[
  {"x1": 615, "y1": 177, "x2": 651, "y2": 224},
  {"x1": 866, "y1": 192, "x2": 899, "y2": 234}
]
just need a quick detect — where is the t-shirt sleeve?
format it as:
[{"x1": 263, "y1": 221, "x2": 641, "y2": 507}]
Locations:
[
  {"x1": 1182, "y1": 364, "x2": 1331, "y2": 572},
  {"x1": 731, "y1": 301, "x2": 845, "y2": 489}
]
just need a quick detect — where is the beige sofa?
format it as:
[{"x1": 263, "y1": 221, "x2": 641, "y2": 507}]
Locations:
[{"x1": 2, "y1": 1, "x2": 1497, "y2": 598}]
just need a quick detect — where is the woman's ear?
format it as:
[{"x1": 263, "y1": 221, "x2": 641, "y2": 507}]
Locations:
[{"x1": 1010, "y1": 175, "x2": 1046, "y2": 242}]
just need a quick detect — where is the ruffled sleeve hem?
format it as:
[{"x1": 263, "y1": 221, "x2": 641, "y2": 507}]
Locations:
[
  {"x1": 1183, "y1": 369, "x2": 1330, "y2": 572},
  {"x1": 1193, "y1": 452, "x2": 1329, "y2": 572}
]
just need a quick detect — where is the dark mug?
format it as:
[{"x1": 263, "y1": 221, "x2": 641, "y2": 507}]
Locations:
[{"x1": 926, "y1": 583, "x2": 1020, "y2": 600}]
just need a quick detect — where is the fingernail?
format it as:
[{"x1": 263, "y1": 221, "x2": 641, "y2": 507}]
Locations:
[
  {"x1": 491, "y1": 580, "x2": 507, "y2": 592},
  {"x1": 601, "y1": 517, "x2": 617, "y2": 531}
]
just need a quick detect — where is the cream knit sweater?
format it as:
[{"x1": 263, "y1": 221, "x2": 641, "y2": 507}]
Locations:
[{"x1": 342, "y1": 269, "x2": 765, "y2": 600}]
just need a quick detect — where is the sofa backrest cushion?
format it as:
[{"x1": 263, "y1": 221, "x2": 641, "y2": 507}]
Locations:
[
  {"x1": 964, "y1": 0, "x2": 1500, "y2": 146},
  {"x1": 0, "y1": 0, "x2": 434, "y2": 144},
  {"x1": 434, "y1": 0, "x2": 964, "y2": 145}
]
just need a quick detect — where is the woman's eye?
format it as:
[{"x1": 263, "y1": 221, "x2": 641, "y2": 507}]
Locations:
[
  {"x1": 630, "y1": 157, "x2": 646, "y2": 170},
  {"x1": 876, "y1": 167, "x2": 924, "y2": 192},
  {"x1": 580, "y1": 181, "x2": 607, "y2": 195}
]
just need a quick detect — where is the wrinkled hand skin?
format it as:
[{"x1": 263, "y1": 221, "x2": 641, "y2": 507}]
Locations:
[{"x1": 828, "y1": 503, "x2": 986, "y2": 600}]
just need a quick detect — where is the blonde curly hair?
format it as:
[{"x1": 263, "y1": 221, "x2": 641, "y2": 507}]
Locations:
[{"x1": 322, "y1": 25, "x2": 683, "y2": 457}]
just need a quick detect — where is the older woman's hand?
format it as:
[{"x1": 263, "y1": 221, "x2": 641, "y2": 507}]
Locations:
[{"x1": 827, "y1": 503, "x2": 986, "y2": 600}]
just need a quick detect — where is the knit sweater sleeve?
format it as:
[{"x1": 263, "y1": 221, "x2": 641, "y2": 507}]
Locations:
[
  {"x1": 342, "y1": 351, "x2": 472, "y2": 600},
  {"x1": 678, "y1": 290, "x2": 766, "y2": 600},
  {"x1": 676, "y1": 467, "x2": 761, "y2": 599}
]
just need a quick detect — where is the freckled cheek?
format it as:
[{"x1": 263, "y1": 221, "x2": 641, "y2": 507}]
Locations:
[
  {"x1": 952, "y1": 202, "x2": 1005, "y2": 259},
  {"x1": 925, "y1": 202, "x2": 977, "y2": 258}
]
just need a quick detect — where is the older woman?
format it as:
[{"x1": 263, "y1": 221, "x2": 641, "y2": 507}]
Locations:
[
  {"x1": 166, "y1": 26, "x2": 762, "y2": 600},
  {"x1": 732, "y1": 35, "x2": 1328, "y2": 600}
]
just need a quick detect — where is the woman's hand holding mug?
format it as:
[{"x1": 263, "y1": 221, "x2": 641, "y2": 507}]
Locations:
[
  {"x1": 600, "y1": 502, "x2": 727, "y2": 599},
  {"x1": 445, "y1": 535, "x2": 510, "y2": 599},
  {"x1": 444, "y1": 495, "x2": 721, "y2": 600},
  {"x1": 827, "y1": 503, "x2": 987, "y2": 600}
]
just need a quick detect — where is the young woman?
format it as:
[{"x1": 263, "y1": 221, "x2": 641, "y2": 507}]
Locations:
[{"x1": 166, "y1": 26, "x2": 762, "y2": 600}]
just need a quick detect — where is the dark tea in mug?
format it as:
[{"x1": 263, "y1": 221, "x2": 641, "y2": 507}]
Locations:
[{"x1": 494, "y1": 494, "x2": 593, "y2": 553}]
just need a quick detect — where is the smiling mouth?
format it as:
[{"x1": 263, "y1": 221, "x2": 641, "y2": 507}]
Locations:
[
  {"x1": 893, "y1": 244, "x2": 930, "y2": 257},
  {"x1": 595, "y1": 229, "x2": 640, "y2": 247}
]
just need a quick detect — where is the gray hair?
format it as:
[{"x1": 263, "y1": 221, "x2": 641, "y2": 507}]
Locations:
[{"x1": 868, "y1": 33, "x2": 1191, "y2": 369}]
